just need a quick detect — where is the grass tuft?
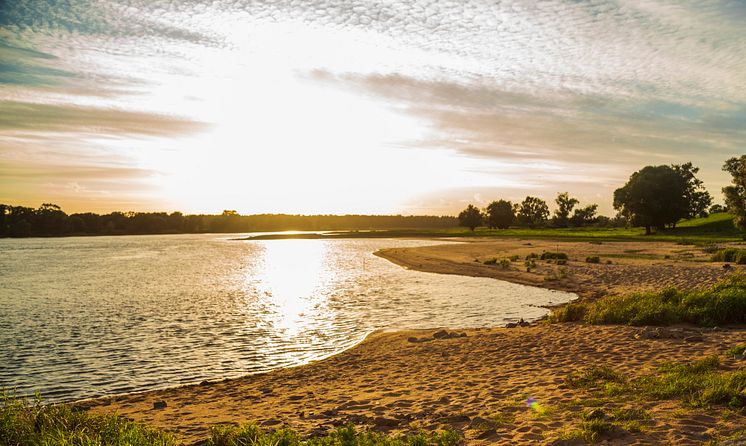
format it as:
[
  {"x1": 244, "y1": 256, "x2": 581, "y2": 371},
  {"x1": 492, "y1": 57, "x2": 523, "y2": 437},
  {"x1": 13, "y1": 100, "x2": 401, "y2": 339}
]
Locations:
[
  {"x1": 711, "y1": 248, "x2": 746, "y2": 264},
  {"x1": 551, "y1": 274, "x2": 746, "y2": 326}
]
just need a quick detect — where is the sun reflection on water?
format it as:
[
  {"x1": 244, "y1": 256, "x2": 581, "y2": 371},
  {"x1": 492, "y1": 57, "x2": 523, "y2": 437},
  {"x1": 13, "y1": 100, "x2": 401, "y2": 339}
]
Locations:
[{"x1": 252, "y1": 240, "x2": 331, "y2": 336}]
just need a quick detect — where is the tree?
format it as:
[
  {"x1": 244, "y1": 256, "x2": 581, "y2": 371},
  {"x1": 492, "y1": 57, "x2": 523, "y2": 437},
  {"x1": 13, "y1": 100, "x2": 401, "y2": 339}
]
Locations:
[
  {"x1": 723, "y1": 155, "x2": 746, "y2": 232},
  {"x1": 613, "y1": 165, "x2": 689, "y2": 235},
  {"x1": 570, "y1": 204, "x2": 598, "y2": 227},
  {"x1": 458, "y1": 204, "x2": 483, "y2": 231},
  {"x1": 552, "y1": 192, "x2": 579, "y2": 227},
  {"x1": 485, "y1": 200, "x2": 514, "y2": 229},
  {"x1": 516, "y1": 196, "x2": 549, "y2": 228},
  {"x1": 672, "y1": 162, "x2": 712, "y2": 220}
]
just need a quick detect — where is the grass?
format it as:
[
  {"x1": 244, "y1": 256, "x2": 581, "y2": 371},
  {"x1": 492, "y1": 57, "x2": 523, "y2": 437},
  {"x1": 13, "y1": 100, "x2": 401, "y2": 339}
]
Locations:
[
  {"x1": 254, "y1": 213, "x2": 743, "y2": 243},
  {"x1": 711, "y1": 248, "x2": 746, "y2": 264},
  {"x1": 549, "y1": 274, "x2": 746, "y2": 326},
  {"x1": 207, "y1": 423, "x2": 461, "y2": 446},
  {"x1": 0, "y1": 393, "x2": 461, "y2": 446},
  {"x1": 566, "y1": 356, "x2": 746, "y2": 410},
  {"x1": 0, "y1": 392, "x2": 177, "y2": 446},
  {"x1": 726, "y1": 345, "x2": 746, "y2": 356}
]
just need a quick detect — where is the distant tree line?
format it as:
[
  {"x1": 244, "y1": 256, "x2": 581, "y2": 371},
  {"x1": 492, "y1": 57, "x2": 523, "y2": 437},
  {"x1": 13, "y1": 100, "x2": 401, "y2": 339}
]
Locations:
[
  {"x1": 0, "y1": 206, "x2": 458, "y2": 238},
  {"x1": 459, "y1": 157, "x2": 746, "y2": 235},
  {"x1": 458, "y1": 192, "x2": 619, "y2": 231}
]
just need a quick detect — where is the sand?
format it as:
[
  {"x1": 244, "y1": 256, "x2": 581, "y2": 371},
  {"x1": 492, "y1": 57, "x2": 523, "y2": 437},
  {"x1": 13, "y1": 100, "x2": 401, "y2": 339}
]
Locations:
[{"x1": 84, "y1": 239, "x2": 746, "y2": 445}]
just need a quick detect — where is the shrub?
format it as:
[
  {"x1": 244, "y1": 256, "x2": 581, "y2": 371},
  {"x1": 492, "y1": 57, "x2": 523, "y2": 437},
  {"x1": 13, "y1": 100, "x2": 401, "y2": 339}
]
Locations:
[
  {"x1": 499, "y1": 258, "x2": 511, "y2": 270},
  {"x1": 550, "y1": 274, "x2": 746, "y2": 326},
  {"x1": 541, "y1": 252, "x2": 568, "y2": 260},
  {"x1": 483, "y1": 258, "x2": 497, "y2": 265},
  {"x1": 508, "y1": 255, "x2": 520, "y2": 262},
  {"x1": 525, "y1": 259, "x2": 536, "y2": 272},
  {"x1": 585, "y1": 256, "x2": 601, "y2": 263},
  {"x1": 711, "y1": 248, "x2": 746, "y2": 264},
  {"x1": 526, "y1": 252, "x2": 539, "y2": 260}
]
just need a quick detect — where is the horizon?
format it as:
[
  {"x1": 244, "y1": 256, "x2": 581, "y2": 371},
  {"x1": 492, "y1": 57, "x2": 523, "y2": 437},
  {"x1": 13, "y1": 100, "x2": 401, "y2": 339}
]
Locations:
[{"x1": 1, "y1": 1, "x2": 745, "y2": 215}]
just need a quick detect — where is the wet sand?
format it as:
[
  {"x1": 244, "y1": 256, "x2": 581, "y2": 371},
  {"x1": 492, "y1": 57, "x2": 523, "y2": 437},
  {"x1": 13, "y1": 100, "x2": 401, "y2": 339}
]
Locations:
[{"x1": 84, "y1": 239, "x2": 746, "y2": 445}]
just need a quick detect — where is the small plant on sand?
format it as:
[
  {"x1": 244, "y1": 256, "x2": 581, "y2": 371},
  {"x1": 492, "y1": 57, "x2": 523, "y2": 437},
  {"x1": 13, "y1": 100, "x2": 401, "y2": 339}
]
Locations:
[
  {"x1": 726, "y1": 344, "x2": 746, "y2": 357},
  {"x1": 585, "y1": 256, "x2": 601, "y2": 263},
  {"x1": 508, "y1": 255, "x2": 520, "y2": 262},
  {"x1": 525, "y1": 258, "x2": 536, "y2": 272},
  {"x1": 526, "y1": 252, "x2": 539, "y2": 260},
  {"x1": 483, "y1": 258, "x2": 497, "y2": 265},
  {"x1": 566, "y1": 366, "x2": 627, "y2": 389},
  {"x1": 499, "y1": 258, "x2": 511, "y2": 270},
  {"x1": 559, "y1": 419, "x2": 616, "y2": 443}
]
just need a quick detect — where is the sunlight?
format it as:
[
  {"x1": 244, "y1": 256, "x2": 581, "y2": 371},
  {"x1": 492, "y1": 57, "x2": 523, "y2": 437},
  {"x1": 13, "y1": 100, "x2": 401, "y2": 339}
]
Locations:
[{"x1": 253, "y1": 240, "x2": 330, "y2": 335}]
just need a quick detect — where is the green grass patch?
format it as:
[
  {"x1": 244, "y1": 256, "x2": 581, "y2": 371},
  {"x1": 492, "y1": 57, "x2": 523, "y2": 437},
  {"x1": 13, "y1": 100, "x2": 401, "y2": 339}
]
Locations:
[
  {"x1": 559, "y1": 419, "x2": 615, "y2": 443},
  {"x1": 1, "y1": 392, "x2": 176, "y2": 446},
  {"x1": 726, "y1": 345, "x2": 746, "y2": 356},
  {"x1": 208, "y1": 423, "x2": 461, "y2": 446},
  {"x1": 634, "y1": 356, "x2": 746, "y2": 409},
  {"x1": 711, "y1": 248, "x2": 746, "y2": 264},
  {"x1": 550, "y1": 274, "x2": 746, "y2": 326},
  {"x1": 566, "y1": 366, "x2": 626, "y2": 389},
  {"x1": 0, "y1": 393, "x2": 461, "y2": 446}
]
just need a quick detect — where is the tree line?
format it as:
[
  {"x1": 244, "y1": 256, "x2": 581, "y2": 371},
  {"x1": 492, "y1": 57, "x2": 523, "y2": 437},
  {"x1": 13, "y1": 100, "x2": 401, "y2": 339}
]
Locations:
[
  {"x1": 0, "y1": 207, "x2": 458, "y2": 238},
  {"x1": 459, "y1": 156, "x2": 746, "y2": 234}
]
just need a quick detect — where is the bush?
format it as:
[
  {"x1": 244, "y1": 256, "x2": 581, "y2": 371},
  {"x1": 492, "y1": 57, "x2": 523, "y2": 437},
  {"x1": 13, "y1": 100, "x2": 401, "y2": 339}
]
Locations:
[
  {"x1": 525, "y1": 259, "x2": 536, "y2": 272},
  {"x1": 483, "y1": 258, "x2": 497, "y2": 265},
  {"x1": 541, "y1": 252, "x2": 568, "y2": 260},
  {"x1": 508, "y1": 255, "x2": 520, "y2": 262},
  {"x1": 499, "y1": 258, "x2": 511, "y2": 270},
  {"x1": 711, "y1": 248, "x2": 746, "y2": 264},
  {"x1": 585, "y1": 256, "x2": 601, "y2": 263},
  {"x1": 550, "y1": 274, "x2": 746, "y2": 326}
]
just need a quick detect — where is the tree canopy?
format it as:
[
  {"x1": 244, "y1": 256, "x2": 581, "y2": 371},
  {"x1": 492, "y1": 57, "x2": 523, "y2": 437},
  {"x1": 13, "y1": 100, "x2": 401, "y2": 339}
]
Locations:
[
  {"x1": 552, "y1": 192, "x2": 579, "y2": 228},
  {"x1": 613, "y1": 163, "x2": 708, "y2": 235},
  {"x1": 516, "y1": 196, "x2": 549, "y2": 228},
  {"x1": 458, "y1": 204, "x2": 483, "y2": 231},
  {"x1": 485, "y1": 200, "x2": 515, "y2": 229},
  {"x1": 723, "y1": 155, "x2": 746, "y2": 232}
]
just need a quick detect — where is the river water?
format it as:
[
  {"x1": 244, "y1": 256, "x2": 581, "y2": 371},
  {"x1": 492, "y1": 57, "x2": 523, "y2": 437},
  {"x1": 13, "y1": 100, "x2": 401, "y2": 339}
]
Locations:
[{"x1": 0, "y1": 234, "x2": 575, "y2": 402}]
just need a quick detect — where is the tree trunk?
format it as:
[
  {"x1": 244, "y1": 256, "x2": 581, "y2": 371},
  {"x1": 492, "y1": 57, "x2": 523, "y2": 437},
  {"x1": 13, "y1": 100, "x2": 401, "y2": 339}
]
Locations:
[{"x1": 645, "y1": 225, "x2": 651, "y2": 235}]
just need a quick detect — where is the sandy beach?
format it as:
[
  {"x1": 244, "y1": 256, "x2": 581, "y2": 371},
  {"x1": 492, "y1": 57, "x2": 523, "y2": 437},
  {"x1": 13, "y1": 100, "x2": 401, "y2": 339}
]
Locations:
[{"x1": 84, "y1": 239, "x2": 746, "y2": 444}]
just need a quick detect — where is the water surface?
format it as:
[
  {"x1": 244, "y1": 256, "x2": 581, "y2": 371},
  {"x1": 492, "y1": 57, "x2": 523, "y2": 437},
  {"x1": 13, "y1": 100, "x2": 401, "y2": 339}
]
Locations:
[{"x1": 0, "y1": 235, "x2": 575, "y2": 402}]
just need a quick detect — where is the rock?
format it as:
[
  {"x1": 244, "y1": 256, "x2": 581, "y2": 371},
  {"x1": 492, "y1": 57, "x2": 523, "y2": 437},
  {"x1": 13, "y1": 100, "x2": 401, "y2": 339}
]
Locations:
[
  {"x1": 433, "y1": 330, "x2": 449, "y2": 339},
  {"x1": 505, "y1": 323, "x2": 518, "y2": 328},
  {"x1": 153, "y1": 401, "x2": 167, "y2": 410},
  {"x1": 373, "y1": 416, "x2": 400, "y2": 427},
  {"x1": 260, "y1": 387, "x2": 273, "y2": 394},
  {"x1": 475, "y1": 428, "x2": 497, "y2": 440},
  {"x1": 518, "y1": 318, "x2": 530, "y2": 327}
]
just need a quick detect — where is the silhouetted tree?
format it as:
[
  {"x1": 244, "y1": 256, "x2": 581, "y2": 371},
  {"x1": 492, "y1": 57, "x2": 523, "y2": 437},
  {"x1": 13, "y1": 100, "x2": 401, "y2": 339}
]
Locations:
[
  {"x1": 613, "y1": 165, "x2": 689, "y2": 235},
  {"x1": 516, "y1": 196, "x2": 549, "y2": 228},
  {"x1": 552, "y1": 192, "x2": 579, "y2": 227},
  {"x1": 570, "y1": 204, "x2": 598, "y2": 227},
  {"x1": 458, "y1": 204, "x2": 483, "y2": 231},
  {"x1": 672, "y1": 162, "x2": 712, "y2": 220},
  {"x1": 709, "y1": 204, "x2": 727, "y2": 214},
  {"x1": 723, "y1": 155, "x2": 746, "y2": 232},
  {"x1": 485, "y1": 200, "x2": 514, "y2": 229}
]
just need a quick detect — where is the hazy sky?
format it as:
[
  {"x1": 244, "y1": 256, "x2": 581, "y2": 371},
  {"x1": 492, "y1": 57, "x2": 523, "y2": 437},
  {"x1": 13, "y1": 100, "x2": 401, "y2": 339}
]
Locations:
[{"x1": 1, "y1": 0, "x2": 744, "y2": 215}]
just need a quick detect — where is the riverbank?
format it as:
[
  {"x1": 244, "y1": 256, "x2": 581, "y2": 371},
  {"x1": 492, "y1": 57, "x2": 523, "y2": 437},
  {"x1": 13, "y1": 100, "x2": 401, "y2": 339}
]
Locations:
[{"x1": 81, "y1": 239, "x2": 746, "y2": 444}]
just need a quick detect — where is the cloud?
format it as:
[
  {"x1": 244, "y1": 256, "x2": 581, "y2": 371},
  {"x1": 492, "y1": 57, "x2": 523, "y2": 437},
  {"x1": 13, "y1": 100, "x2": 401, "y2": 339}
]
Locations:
[{"x1": 0, "y1": 101, "x2": 209, "y2": 136}]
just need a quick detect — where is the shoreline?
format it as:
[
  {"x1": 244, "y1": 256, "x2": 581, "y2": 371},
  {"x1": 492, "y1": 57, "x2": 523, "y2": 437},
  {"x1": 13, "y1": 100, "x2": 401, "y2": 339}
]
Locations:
[{"x1": 81, "y1": 238, "x2": 745, "y2": 444}]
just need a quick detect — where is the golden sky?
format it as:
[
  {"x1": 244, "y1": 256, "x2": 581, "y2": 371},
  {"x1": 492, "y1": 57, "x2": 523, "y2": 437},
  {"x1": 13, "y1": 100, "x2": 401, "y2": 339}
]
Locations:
[{"x1": 1, "y1": 1, "x2": 744, "y2": 215}]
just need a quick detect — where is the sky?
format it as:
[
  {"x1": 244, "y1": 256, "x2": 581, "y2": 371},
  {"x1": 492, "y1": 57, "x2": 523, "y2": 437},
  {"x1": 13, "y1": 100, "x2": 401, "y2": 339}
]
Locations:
[{"x1": 0, "y1": 0, "x2": 744, "y2": 216}]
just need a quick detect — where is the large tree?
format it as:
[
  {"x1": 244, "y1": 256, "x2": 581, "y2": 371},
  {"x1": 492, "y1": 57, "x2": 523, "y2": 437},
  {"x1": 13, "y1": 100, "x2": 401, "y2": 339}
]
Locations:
[
  {"x1": 552, "y1": 192, "x2": 579, "y2": 227},
  {"x1": 672, "y1": 162, "x2": 712, "y2": 220},
  {"x1": 723, "y1": 155, "x2": 746, "y2": 232},
  {"x1": 485, "y1": 200, "x2": 515, "y2": 229},
  {"x1": 570, "y1": 204, "x2": 598, "y2": 227},
  {"x1": 613, "y1": 165, "x2": 689, "y2": 235},
  {"x1": 516, "y1": 196, "x2": 549, "y2": 228},
  {"x1": 458, "y1": 204, "x2": 483, "y2": 231}
]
